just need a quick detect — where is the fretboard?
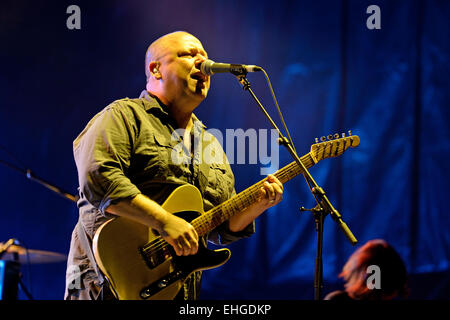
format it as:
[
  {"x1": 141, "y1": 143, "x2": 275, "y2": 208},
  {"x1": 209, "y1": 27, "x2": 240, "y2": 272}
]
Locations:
[{"x1": 191, "y1": 152, "x2": 315, "y2": 236}]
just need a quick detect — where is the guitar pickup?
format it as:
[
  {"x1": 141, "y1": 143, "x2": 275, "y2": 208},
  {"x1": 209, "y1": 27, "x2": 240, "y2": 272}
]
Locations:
[
  {"x1": 140, "y1": 270, "x2": 184, "y2": 299},
  {"x1": 139, "y1": 241, "x2": 173, "y2": 269}
]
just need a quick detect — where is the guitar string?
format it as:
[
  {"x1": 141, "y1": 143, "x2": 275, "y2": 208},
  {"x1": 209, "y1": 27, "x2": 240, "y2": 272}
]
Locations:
[
  {"x1": 139, "y1": 141, "x2": 344, "y2": 257},
  {"x1": 140, "y1": 162, "x2": 311, "y2": 257},
  {"x1": 139, "y1": 155, "x2": 314, "y2": 256},
  {"x1": 140, "y1": 182, "x2": 269, "y2": 256},
  {"x1": 140, "y1": 162, "x2": 300, "y2": 256},
  {"x1": 140, "y1": 154, "x2": 319, "y2": 256},
  {"x1": 140, "y1": 174, "x2": 282, "y2": 256}
]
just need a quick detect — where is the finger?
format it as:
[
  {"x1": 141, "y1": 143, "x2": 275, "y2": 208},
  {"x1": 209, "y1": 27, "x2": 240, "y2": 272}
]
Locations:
[
  {"x1": 166, "y1": 238, "x2": 182, "y2": 256},
  {"x1": 190, "y1": 226, "x2": 199, "y2": 243},
  {"x1": 273, "y1": 191, "x2": 283, "y2": 204},
  {"x1": 175, "y1": 239, "x2": 186, "y2": 256},
  {"x1": 268, "y1": 174, "x2": 283, "y2": 190},
  {"x1": 259, "y1": 187, "x2": 267, "y2": 201},
  {"x1": 189, "y1": 237, "x2": 199, "y2": 254},
  {"x1": 264, "y1": 181, "x2": 275, "y2": 199},
  {"x1": 272, "y1": 183, "x2": 283, "y2": 198},
  {"x1": 179, "y1": 237, "x2": 192, "y2": 256},
  {"x1": 184, "y1": 231, "x2": 199, "y2": 255},
  {"x1": 274, "y1": 184, "x2": 284, "y2": 204},
  {"x1": 273, "y1": 176, "x2": 283, "y2": 190}
]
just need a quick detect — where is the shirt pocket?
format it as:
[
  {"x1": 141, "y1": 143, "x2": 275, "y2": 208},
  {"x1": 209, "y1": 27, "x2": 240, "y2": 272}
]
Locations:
[
  {"x1": 130, "y1": 132, "x2": 179, "y2": 185},
  {"x1": 204, "y1": 163, "x2": 231, "y2": 206},
  {"x1": 153, "y1": 132, "x2": 192, "y2": 176},
  {"x1": 153, "y1": 131, "x2": 176, "y2": 160}
]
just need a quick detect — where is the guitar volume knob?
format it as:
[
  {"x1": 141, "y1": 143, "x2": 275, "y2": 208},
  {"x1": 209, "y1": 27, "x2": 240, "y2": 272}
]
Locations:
[{"x1": 158, "y1": 279, "x2": 168, "y2": 288}]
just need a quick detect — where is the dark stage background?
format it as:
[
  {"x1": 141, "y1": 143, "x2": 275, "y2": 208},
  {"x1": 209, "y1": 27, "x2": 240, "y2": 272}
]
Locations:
[{"x1": 0, "y1": 0, "x2": 449, "y2": 300}]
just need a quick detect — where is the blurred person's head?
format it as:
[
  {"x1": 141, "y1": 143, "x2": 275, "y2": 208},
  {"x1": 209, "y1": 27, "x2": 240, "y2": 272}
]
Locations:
[{"x1": 339, "y1": 239, "x2": 409, "y2": 300}]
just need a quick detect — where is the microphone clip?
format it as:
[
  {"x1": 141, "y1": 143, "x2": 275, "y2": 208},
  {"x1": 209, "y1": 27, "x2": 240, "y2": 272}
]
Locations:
[
  {"x1": 229, "y1": 64, "x2": 249, "y2": 76},
  {"x1": 236, "y1": 74, "x2": 251, "y2": 90}
]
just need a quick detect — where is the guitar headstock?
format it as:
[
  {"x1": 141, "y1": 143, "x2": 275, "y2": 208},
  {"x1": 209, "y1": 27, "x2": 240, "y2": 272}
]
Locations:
[{"x1": 310, "y1": 130, "x2": 360, "y2": 163}]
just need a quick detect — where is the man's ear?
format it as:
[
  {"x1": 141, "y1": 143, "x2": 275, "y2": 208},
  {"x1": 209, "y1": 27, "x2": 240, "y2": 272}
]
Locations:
[{"x1": 149, "y1": 61, "x2": 161, "y2": 79}]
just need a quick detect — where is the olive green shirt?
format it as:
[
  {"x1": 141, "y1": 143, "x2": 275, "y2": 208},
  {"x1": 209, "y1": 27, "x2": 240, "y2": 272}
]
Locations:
[{"x1": 65, "y1": 91, "x2": 254, "y2": 300}]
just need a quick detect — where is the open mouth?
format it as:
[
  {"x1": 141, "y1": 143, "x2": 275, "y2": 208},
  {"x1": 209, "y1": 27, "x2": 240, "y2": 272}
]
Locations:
[
  {"x1": 190, "y1": 72, "x2": 208, "y2": 83},
  {"x1": 190, "y1": 73, "x2": 208, "y2": 91}
]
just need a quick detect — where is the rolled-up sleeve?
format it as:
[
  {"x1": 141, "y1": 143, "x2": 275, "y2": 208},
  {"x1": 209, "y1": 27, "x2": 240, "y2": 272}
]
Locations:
[
  {"x1": 211, "y1": 219, "x2": 255, "y2": 245},
  {"x1": 73, "y1": 103, "x2": 141, "y2": 214}
]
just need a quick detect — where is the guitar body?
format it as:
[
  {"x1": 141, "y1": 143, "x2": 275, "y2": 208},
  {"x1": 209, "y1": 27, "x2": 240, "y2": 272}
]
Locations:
[
  {"x1": 93, "y1": 184, "x2": 231, "y2": 300},
  {"x1": 92, "y1": 134, "x2": 360, "y2": 300}
]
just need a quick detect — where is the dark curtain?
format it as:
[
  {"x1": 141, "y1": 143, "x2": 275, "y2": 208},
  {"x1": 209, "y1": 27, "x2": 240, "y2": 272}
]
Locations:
[{"x1": 0, "y1": 0, "x2": 448, "y2": 299}]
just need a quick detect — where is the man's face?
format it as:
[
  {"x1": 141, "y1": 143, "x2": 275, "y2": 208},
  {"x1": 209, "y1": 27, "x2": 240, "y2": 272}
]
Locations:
[{"x1": 157, "y1": 33, "x2": 210, "y2": 105}]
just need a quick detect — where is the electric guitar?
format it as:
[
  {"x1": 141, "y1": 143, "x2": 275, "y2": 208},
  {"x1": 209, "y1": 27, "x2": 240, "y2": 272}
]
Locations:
[{"x1": 93, "y1": 133, "x2": 360, "y2": 299}]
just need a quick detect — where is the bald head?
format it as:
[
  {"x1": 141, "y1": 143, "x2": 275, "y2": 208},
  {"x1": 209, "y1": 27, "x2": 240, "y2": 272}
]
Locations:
[
  {"x1": 145, "y1": 31, "x2": 195, "y2": 80},
  {"x1": 143, "y1": 31, "x2": 210, "y2": 117}
]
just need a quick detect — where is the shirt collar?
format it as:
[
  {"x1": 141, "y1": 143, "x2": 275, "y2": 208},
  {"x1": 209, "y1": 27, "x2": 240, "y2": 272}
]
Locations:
[
  {"x1": 139, "y1": 90, "x2": 206, "y2": 128},
  {"x1": 139, "y1": 90, "x2": 167, "y2": 113}
]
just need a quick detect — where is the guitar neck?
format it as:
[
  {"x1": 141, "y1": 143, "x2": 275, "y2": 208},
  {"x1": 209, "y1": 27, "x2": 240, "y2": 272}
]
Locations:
[{"x1": 191, "y1": 152, "x2": 315, "y2": 237}]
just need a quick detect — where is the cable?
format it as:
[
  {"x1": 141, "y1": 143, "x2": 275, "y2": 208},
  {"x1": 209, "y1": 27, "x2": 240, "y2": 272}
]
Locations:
[
  {"x1": 260, "y1": 68, "x2": 297, "y2": 155},
  {"x1": 259, "y1": 68, "x2": 320, "y2": 199}
]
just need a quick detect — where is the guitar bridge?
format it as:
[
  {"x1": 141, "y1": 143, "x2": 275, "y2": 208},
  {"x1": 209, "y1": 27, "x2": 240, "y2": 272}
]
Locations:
[{"x1": 140, "y1": 270, "x2": 184, "y2": 299}]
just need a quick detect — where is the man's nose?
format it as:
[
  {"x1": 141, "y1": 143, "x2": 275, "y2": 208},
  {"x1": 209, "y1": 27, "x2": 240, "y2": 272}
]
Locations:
[{"x1": 194, "y1": 57, "x2": 207, "y2": 70}]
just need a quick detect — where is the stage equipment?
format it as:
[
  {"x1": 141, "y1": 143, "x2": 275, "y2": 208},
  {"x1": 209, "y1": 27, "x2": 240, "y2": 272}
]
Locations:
[
  {"x1": 233, "y1": 68, "x2": 358, "y2": 300},
  {"x1": 92, "y1": 136, "x2": 358, "y2": 300},
  {"x1": 0, "y1": 239, "x2": 67, "y2": 300},
  {"x1": 200, "y1": 59, "x2": 262, "y2": 76}
]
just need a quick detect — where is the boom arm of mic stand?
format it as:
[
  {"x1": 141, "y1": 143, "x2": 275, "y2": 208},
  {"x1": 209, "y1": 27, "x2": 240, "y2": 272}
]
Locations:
[
  {"x1": 0, "y1": 159, "x2": 78, "y2": 203},
  {"x1": 25, "y1": 169, "x2": 78, "y2": 203},
  {"x1": 235, "y1": 74, "x2": 357, "y2": 245}
]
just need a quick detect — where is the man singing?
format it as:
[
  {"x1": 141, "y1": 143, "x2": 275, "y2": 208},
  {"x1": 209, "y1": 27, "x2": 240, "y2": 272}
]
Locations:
[{"x1": 65, "y1": 31, "x2": 283, "y2": 300}]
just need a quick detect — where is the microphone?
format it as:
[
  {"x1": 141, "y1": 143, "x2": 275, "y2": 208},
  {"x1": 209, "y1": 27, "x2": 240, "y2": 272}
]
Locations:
[{"x1": 200, "y1": 59, "x2": 262, "y2": 76}]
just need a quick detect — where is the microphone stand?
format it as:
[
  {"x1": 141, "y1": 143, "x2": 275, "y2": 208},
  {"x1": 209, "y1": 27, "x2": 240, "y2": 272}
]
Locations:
[
  {"x1": 0, "y1": 155, "x2": 77, "y2": 299},
  {"x1": 0, "y1": 158, "x2": 78, "y2": 203},
  {"x1": 0, "y1": 239, "x2": 33, "y2": 300},
  {"x1": 234, "y1": 72, "x2": 357, "y2": 300}
]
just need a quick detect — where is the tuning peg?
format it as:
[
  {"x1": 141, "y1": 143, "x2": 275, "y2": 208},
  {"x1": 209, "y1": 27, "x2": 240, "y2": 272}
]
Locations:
[
  {"x1": 334, "y1": 133, "x2": 340, "y2": 139},
  {"x1": 320, "y1": 136, "x2": 326, "y2": 142},
  {"x1": 342, "y1": 132, "x2": 346, "y2": 138},
  {"x1": 327, "y1": 134, "x2": 333, "y2": 140},
  {"x1": 315, "y1": 137, "x2": 319, "y2": 143},
  {"x1": 348, "y1": 130, "x2": 352, "y2": 136}
]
